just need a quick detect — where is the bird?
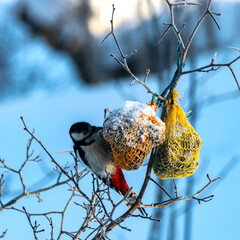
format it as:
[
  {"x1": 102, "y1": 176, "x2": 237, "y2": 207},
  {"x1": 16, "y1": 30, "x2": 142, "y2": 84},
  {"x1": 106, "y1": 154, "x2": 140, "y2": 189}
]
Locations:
[{"x1": 69, "y1": 122, "x2": 145, "y2": 214}]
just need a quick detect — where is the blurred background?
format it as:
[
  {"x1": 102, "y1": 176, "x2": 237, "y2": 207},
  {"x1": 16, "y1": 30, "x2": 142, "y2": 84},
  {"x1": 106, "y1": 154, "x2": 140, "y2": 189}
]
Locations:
[{"x1": 0, "y1": 0, "x2": 240, "y2": 239}]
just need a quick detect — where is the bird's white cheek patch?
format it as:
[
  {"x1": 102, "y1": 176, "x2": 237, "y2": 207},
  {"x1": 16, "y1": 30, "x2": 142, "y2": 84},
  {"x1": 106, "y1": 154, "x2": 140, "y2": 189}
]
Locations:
[{"x1": 71, "y1": 133, "x2": 85, "y2": 141}]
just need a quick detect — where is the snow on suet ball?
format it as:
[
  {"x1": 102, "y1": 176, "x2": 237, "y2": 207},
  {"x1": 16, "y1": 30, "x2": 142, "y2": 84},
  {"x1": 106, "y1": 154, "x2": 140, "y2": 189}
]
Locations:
[{"x1": 103, "y1": 101, "x2": 165, "y2": 170}]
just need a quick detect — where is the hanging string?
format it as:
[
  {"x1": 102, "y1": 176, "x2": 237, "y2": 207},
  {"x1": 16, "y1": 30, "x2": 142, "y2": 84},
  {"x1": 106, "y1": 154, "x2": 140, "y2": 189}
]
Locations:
[{"x1": 151, "y1": 41, "x2": 184, "y2": 108}]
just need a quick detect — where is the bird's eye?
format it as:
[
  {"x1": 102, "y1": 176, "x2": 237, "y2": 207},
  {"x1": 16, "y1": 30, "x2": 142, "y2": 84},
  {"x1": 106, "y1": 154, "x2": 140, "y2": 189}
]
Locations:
[{"x1": 69, "y1": 130, "x2": 71, "y2": 135}]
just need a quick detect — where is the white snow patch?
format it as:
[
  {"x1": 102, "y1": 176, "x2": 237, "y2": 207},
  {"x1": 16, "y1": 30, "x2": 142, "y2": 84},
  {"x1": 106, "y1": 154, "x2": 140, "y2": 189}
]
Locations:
[
  {"x1": 103, "y1": 101, "x2": 165, "y2": 147},
  {"x1": 106, "y1": 100, "x2": 162, "y2": 128}
]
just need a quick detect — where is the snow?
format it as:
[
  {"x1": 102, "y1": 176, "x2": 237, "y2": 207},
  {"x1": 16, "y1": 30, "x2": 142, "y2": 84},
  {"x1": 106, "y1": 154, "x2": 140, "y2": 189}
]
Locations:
[
  {"x1": 106, "y1": 100, "x2": 159, "y2": 128},
  {"x1": 103, "y1": 100, "x2": 165, "y2": 147},
  {"x1": 124, "y1": 100, "x2": 156, "y2": 118}
]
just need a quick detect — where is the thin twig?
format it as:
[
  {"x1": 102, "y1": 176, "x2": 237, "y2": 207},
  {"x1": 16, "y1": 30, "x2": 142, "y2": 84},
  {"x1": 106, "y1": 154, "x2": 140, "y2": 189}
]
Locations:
[
  {"x1": 20, "y1": 116, "x2": 90, "y2": 202},
  {"x1": 228, "y1": 46, "x2": 240, "y2": 52},
  {"x1": 182, "y1": 56, "x2": 240, "y2": 91},
  {"x1": 0, "y1": 229, "x2": 7, "y2": 239},
  {"x1": 181, "y1": 0, "x2": 220, "y2": 68},
  {"x1": 57, "y1": 190, "x2": 76, "y2": 240},
  {"x1": 173, "y1": 179, "x2": 178, "y2": 198},
  {"x1": 0, "y1": 179, "x2": 70, "y2": 211},
  {"x1": 150, "y1": 177, "x2": 172, "y2": 199},
  {"x1": 102, "y1": 4, "x2": 165, "y2": 102},
  {"x1": 23, "y1": 206, "x2": 44, "y2": 240},
  {"x1": 228, "y1": 65, "x2": 240, "y2": 91},
  {"x1": 45, "y1": 216, "x2": 54, "y2": 240},
  {"x1": 131, "y1": 213, "x2": 162, "y2": 222},
  {"x1": 156, "y1": 24, "x2": 171, "y2": 46},
  {"x1": 142, "y1": 175, "x2": 220, "y2": 208}
]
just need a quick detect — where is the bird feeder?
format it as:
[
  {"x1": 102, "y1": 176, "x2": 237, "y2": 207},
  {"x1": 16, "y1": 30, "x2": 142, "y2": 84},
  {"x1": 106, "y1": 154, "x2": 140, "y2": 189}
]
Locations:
[
  {"x1": 153, "y1": 89, "x2": 203, "y2": 179},
  {"x1": 103, "y1": 101, "x2": 165, "y2": 170}
]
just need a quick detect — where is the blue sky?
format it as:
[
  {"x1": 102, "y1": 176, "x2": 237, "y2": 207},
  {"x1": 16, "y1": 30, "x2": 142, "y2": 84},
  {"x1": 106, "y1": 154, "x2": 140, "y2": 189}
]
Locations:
[
  {"x1": 1, "y1": 63, "x2": 240, "y2": 240},
  {"x1": 0, "y1": 1, "x2": 240, "y2": 240}
]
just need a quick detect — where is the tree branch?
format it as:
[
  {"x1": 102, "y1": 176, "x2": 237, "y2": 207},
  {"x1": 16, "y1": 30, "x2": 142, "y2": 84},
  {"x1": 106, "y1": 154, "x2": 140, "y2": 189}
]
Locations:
[
  {"x1": 102, "y1": 4, "x2": 166, "y2": 103},
  {"x1": 20, "y1": 116, "x2": 91, "y2": 202},
  {"x1": 142, "y1": 174, "x2": 220, "y2": 208}
]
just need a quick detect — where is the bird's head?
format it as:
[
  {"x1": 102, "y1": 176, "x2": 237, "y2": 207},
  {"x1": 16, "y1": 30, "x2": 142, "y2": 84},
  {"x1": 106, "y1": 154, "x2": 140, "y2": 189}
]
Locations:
[{"x1": 69, "y1": 122, "x2": 93, "y2": 142}]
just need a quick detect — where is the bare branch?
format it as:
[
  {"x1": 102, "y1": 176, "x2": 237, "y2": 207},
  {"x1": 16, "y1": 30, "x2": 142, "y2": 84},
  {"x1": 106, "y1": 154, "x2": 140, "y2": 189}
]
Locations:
[
  {"x1": 173, "y1": 179, "x2": 179, "y2": 198},
  {"x1": 181, "y1": 0, "x2": 220, "y2": 68},
  {"x1": 93, "y1": 149, "x2": 157, "y2": 239},
  {"x1": 2, "y1": 2, "x2": 238, "y2": 239},
  {"x1": 45, "y1": 216, "x2": 54, "y2": 240},
  {"x1": 164, "y1": 0, "x2": 186, "y2": 49},
  {"x1": 144, "y1": 69, "x2": 151, "y2": 83},
  {"x1": 0, "y1": 229, "x2": 7, "y2": 239},
  {"x1": 0, "y1": 173, "x2": 4, "y2": 201},
  {"x1": 20, "y1": 117, "x2": 69, "y2": 178},
  {"x1": 211, "y1": 52, "x2": 217, "y2": 64},
  {"x1": 131, "y1": 213, "x2": 162, "y2": 222},
  {"x1": 209, "y1": 10, "x2": 221, "y2": 31},
  {"x1": 228, "y1": 46, "x2": 240, "y2": 52},
  {"x1": 149, "y1": 177, "x2": 172, "y2": 199},
  {"x1": 20, "y1": 116, "x2": 91, "y2": 202},
  {"x1": 9, "y1": 206, "x2": 62, "y2": 216},
  {"x1": 182, "y1": 56, "x2": 240, "y2": 74},
  {"x1": 228, "y1": 65, "x2": 240, "y2": 91},
  {"x1": 102, "y1": 4, "x2": 165, "y2": 102},
  {"x1": 23, "y1": 206, "x2": 45, "y2": 240},
  {"x1": 57, "y1": 190, "x2": 76, "y2": 240},
  {"x1": 182, "y1": 56, "x2": 240, "y2": 91},
  {"x1": 156, "y1": 24, "x2": 171, "y2": 46},
  {"x1": 171, "y1": 1, "x2": 201, "y2": 7},
  {"x1": 0, "y1": 134, "x2": 79, "y2": 212},
  {"x1": 142, "y1": 175, "x2": 220, "y2": 208},
  {"x1": 0, "y1": 178, "x2": 70, "y2": 211}
]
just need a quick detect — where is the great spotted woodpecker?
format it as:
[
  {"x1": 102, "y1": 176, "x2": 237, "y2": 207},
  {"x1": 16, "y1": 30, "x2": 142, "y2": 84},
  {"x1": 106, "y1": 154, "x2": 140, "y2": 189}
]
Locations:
[{"x1": 69, "y1": 122, "x2": 144, "y2": 213}]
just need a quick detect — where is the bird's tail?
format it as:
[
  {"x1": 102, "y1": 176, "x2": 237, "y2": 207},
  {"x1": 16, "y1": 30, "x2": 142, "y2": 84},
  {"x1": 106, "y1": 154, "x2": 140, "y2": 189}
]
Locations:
[{"x1": 110, "y1": 166, "x2": 146, "y2": 215}]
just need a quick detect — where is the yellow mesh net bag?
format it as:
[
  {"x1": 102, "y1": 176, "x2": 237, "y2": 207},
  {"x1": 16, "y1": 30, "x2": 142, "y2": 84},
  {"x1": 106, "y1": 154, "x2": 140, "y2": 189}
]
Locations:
[
  {"x1": 103, "y1": 101, "x2": 165, "y2": 170},
  {"x1": 153, "y1": 89, "x2": 203, "y2": 179}
]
